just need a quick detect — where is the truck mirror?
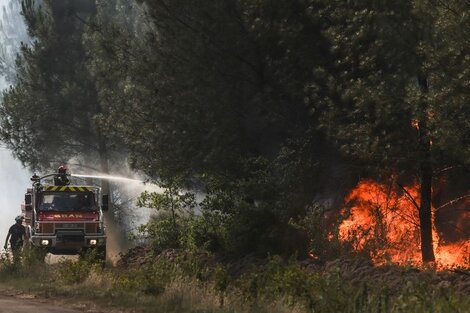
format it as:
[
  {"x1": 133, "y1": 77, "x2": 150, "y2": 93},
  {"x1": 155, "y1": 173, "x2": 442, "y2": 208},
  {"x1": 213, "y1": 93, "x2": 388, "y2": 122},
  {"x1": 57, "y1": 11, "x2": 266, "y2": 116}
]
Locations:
[
  {"x1": 25, "y1": 194, "x2": 32, "y2": 211},
  {"x1": 101, "y1": 195, "x2": 109, "y2": 211}
]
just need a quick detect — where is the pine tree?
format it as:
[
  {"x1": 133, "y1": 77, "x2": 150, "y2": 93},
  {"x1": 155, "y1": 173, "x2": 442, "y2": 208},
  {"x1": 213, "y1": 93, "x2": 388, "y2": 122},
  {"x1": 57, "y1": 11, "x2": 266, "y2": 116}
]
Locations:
[
  {"x1": 0, "y1": 0, "x2": 115, "y2": 174},
  {"x1": 311, "y1": 0, "x2": 469, "y2": 262},
  {"x1": 0, "y1": 0, "x2": 29, "y2": 83}
]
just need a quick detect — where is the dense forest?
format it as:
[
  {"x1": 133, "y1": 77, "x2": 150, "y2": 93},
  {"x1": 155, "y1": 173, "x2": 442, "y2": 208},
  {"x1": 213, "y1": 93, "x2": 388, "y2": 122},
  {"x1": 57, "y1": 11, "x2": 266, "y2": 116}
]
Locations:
[{"x1": 0, "y1": 0, "x2": 469, "y2": 268}]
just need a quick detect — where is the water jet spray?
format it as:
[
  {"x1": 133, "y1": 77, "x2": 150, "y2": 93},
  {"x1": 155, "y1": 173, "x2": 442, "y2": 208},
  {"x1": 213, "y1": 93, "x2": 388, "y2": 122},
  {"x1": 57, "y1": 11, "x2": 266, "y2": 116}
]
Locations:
[{"x1": 71, "y1": 173, "x2": 145, "y2": 184}]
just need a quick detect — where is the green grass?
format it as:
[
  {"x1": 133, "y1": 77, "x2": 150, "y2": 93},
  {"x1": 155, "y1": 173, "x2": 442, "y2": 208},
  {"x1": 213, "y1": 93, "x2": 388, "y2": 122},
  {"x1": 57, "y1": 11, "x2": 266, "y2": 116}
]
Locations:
[{"x1": 0, "y1": 249, "x2": 469, "y2": 313}]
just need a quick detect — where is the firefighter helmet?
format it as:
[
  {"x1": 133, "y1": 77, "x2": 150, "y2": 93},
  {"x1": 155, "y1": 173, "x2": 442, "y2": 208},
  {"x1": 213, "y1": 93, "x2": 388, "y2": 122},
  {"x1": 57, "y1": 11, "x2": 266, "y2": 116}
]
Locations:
[
  {"x1": 15, "y1": 215, "x2": 24, "y2": 222},
  {"x1": 58, "y1": 165, "x2": 68, "y2": 174}
]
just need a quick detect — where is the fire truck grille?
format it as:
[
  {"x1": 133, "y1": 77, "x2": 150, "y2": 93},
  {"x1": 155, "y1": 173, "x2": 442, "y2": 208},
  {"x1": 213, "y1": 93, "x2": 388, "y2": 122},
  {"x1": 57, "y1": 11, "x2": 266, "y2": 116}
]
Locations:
[
  {"x1": 57, "y1": 232, "x2": 84, "y2": 243},
  {"x1": 85, "y1": 223, "x2": 98, "y2": 233},
  {"x1": 40, "y1": 223, "x2": 54, "y2": 234},
  {"x1": 55, "y1": 223, "x2": 84, "y2": 230}
]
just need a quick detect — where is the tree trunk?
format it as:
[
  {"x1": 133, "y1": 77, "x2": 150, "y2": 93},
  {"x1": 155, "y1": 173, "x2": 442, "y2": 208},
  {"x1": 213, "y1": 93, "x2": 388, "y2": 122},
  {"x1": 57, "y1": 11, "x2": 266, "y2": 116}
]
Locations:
[
  {"x1": 98, "y1": 136, "x2": 110, "y2": 194},
  {"x1": 419, "y1": 156, "x2": 435, "y2": 262},
  {"x1": 417, "y1": 73, "x2": 435, "y2": 263}
]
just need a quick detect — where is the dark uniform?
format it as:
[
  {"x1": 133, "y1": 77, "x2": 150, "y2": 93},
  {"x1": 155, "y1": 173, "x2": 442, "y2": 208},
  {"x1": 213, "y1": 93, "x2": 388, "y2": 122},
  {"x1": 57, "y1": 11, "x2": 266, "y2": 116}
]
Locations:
[
  {"x1": 54, "y1": 165, "x2": 70, "y2": 186},
  {"x1": 8, "y1": 223, "x2": 26, "y2": 250},
  {"x1": 54, "y1": 173, "x2": 70, "y2": 186}
]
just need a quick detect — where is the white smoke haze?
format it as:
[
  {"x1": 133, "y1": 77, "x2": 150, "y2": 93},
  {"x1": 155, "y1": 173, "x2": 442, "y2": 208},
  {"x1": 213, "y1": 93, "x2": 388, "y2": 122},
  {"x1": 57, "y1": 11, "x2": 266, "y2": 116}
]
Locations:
[
  {"x1": 0, "y1": 0, "x2": 31, "y2": 245},
  {"x1": 67, "y1": 160, "x2": 165, "y2": 226},
  {"x1": 0, "y1": 148, "x2": 30, "y2": 247},
  {"x1": 66, "y1": 159, "x2": 165, "y2": 262}
]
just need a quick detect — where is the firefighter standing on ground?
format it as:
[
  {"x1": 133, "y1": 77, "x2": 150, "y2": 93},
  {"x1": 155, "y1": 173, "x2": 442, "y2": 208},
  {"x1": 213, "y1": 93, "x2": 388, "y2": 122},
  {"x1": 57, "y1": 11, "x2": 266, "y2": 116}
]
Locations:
[{"x1": 4, "y1": 216, "x2": 27, "y2": 253}]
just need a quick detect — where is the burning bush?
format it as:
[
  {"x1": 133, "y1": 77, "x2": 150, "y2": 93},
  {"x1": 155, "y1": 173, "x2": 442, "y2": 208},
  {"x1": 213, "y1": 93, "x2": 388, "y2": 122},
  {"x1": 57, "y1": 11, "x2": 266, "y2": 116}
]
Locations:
[{"x1": 338, "y1": 179, "x2": 470, "y2": 269}]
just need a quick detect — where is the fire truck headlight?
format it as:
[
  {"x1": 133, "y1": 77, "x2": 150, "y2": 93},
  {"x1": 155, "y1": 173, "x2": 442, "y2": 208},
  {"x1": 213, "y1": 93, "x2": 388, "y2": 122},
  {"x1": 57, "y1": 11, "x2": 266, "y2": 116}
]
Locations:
[
  {"x1": 41, "y1": 240, "x2": 49, "y2": 246},
  {"x1": 89, "y1": 239, "x2": 97, "y2": 246}
]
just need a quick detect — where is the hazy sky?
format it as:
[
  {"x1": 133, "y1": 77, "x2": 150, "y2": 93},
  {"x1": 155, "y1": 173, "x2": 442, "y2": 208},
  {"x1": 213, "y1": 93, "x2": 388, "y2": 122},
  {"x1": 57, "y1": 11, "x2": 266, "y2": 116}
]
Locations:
[
  {"x1": 0, "y1": 149, "x2": 30, "y2": 245},
  {"x1": 0, "y1": 0, "x2": 31, "y2": 244}
]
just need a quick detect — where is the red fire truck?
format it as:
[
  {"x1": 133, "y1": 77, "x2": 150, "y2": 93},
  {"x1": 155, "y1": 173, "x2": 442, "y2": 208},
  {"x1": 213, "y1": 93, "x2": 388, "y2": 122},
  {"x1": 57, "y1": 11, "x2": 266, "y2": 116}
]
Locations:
[{"x1": 22, "y1": 167, "x2": 108, "y2": 260}]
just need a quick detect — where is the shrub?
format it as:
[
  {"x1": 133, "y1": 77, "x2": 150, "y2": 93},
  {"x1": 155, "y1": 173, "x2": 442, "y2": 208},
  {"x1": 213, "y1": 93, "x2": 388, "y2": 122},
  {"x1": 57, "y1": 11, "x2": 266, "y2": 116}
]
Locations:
[
  {"x1": 58, "y1": 259, "x2": 93, "y2": 284},
  {"x1": 112, "y1": 266, "x2": 165, "y2": 295}
]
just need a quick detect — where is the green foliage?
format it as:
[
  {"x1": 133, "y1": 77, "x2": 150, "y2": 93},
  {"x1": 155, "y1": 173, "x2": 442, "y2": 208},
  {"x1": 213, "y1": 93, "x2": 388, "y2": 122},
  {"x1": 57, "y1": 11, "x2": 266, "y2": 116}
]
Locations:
[
  {"x1": 0, "y1": 0, "x2": 28, "y2": 83},
  {"x1": 112, "y1": 266, "x2": 165, "y2": 295},
  {"x1": 58, "y1": 259, "x2": 93, "y2": 284},
  {"x1": 0, "y1": 251, "x2": 18, "y2": 276},
  {"x1": 137, "y1": 188, "x2": 196, "y2": 214},
  {"x1": 1, "y1": 248, "x2": 470, "y2": 313},
  {"x1": 136, "y1": 213, "x2": 181, "y2": 250},
  {"x1": 197, "y1": 154, "x2": 319, "y2": 257},
  {"x1": 58, "y1": 249, "x2": 105, "y2": 284},
  {"x1": 80, "y1": 247, "x2": 106, "y2": 266},
  {"x1": 135, "y1": 209, "x2": 228, "y2": 254},
  {"x1": 0, "y1": 0, "x2": 119, "y2": 172},
  {"x1": 20, "y1": 246, "x2": 47, "y2": 267},
  {"x1": 102, "y1": 0, "x2": 346, "y2": 257},
  {"x1": 134, "y1": 150, "x2": 325, "y2": 257},
  {"x1": 135, "y1": 181, "x2": 197, "y2": 250},
  {"x1": 0, "y1": 247, "x2": 47, "y2": 279},
  {"x1": 237, "y1": 256, "x2": 319, "y2": 303},
  {"x1": 1, "y1": 0, "x2": 469, "y2": 264},
  {"x1": 309, "y1": 1, "x2": 419, "y2": 171},
  {"x1": 302, "y1": 0, "x2": 470, "y2": 262},
  {"x1": 213, "y1": 264, "x2": 229, "y2": 293},
  {"x1": 306, "y1": 0, "x2": 470, "y2": 173},
  {"x1": 180, "y1": 210, "x2": 228, "y2": 253},
  {"x1": 292, "y1": 203, "x2": 345, "y2": 262}
]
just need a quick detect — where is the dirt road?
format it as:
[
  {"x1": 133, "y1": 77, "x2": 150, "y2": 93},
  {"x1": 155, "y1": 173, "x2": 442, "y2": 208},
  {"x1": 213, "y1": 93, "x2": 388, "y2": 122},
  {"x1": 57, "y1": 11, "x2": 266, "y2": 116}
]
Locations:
[{"x1": 0, "y1": 294, "x2": 102, "y2": 313}]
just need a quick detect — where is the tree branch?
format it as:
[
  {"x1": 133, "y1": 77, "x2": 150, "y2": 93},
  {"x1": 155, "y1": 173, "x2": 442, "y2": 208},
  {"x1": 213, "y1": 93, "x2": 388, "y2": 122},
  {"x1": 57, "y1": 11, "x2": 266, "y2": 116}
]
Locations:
[
  {"x1": 435, "y1": 195, "x2": 470, "y2": 212},
  {"x1": 397, "y1": 183, "x2": 420, "y2": 211}
]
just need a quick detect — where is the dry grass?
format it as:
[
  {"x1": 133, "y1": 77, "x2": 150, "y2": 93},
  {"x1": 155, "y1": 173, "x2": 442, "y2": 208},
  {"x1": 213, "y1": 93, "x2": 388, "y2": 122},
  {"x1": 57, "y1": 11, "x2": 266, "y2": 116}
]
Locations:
[{"x1": 1, "y1": 250, "x2": 470, "y2": 313}]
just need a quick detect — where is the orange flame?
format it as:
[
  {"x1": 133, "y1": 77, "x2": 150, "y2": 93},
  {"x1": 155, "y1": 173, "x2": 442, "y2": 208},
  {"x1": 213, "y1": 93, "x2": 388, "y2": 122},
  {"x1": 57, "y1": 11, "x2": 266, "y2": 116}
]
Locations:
[{"x1": 339, "y1": 179, "x2": 469, "y2": 269}]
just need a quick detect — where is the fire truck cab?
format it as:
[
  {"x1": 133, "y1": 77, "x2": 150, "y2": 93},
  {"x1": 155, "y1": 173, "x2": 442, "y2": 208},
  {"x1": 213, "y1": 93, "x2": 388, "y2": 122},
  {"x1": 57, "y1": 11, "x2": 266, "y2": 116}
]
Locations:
[{"x1": 22, "y1": 169, "x2": 108, "y2": 260}]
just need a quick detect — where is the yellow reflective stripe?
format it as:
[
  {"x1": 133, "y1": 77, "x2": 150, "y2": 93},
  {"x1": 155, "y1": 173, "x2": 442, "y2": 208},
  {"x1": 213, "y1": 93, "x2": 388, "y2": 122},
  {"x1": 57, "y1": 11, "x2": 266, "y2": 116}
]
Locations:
[{"x1": 44, "y1": 185, "x2": 95, "y2": 192}]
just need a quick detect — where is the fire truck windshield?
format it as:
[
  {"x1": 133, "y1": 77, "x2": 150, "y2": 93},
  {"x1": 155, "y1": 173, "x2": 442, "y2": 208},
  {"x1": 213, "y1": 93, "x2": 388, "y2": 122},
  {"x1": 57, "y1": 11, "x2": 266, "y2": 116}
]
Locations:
[{"x1": 39, "y1": 192, "x2": 97, "y2": 212}]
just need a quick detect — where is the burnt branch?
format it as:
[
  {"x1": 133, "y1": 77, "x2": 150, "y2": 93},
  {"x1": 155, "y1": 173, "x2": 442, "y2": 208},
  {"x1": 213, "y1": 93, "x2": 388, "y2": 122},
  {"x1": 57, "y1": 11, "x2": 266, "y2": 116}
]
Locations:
[
  {"x1": 397, "y1": 183, "x2": 420, "y2": 211},
  {"x1": 435, "y1": 194, "x2": 470, "y2": 212}
]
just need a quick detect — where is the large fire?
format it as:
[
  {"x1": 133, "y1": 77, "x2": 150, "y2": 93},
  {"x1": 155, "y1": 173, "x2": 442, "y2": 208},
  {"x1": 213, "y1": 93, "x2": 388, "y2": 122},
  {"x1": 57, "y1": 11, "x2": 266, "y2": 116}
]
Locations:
[{"x1": 339, "y1": 179, "x2": 470, "y2": 269}]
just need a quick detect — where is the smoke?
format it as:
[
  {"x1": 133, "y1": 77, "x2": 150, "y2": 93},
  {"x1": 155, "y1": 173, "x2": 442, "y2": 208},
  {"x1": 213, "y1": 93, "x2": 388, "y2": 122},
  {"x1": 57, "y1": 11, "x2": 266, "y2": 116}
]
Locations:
[
  {"x1": 106, "y1": 174, "x2": 164, "y2": 263},
  {"x1": 68, "y1": 162, "x2": 165, "y2": 262},
  {"x1": 0, "y1": 0, "x2": 29, "y2": 83},
  {"x1": 0, "y1": 149, "x2": 30, "y2": 245},
  {"x1": 69, "y1": 163, "x2": 165, "y2": 227},
  {"x1": 0, "y1": 0, "x2": 32, "y2": 247}
]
